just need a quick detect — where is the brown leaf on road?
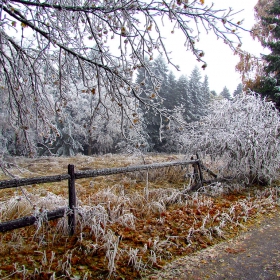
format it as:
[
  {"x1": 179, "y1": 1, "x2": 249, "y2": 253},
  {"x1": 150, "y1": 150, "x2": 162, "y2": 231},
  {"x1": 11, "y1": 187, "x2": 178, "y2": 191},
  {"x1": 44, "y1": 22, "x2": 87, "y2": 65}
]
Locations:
[{"x1": 225, "y1": 247, "x2": 246, "y2": 254}]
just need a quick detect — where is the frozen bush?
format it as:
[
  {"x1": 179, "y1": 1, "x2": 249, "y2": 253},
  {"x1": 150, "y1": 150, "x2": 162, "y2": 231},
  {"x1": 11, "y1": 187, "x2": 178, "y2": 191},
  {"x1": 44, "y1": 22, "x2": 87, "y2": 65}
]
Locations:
[{"x1": 181, "y1": 93, "x2": 280, "y2": 184}]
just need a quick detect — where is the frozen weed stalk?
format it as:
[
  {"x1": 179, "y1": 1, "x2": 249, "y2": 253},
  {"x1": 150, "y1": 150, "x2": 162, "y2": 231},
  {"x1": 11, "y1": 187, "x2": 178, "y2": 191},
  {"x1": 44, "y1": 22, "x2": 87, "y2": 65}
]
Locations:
[
  {"x1": 33, "y1": 208, "x2": 49, "y2": 244},
  {"x1": 148, "y1": 201, "x2": 166, "y2": 216},
  {"x1": 128, "y1": 247, "x2": 144, "y2": 271},
  {"x1": 186, "y1": 226, "x2": 195, "y2": 245},
  {"x1": 149, "y1": 249, "x2": 159, "y2": 266},
  {"x1": 76, "y1": 204, "x2": 109, "y2": 240},
  {"x1": 48, "y1": 251, "x2": 56, "y2": 273},
  {"x1": 128, "y1": 247, "x2": 138, "y2": 267},
  {"x1": 117, "y1": 212, "x2": 136, "y2": 229},
  {"x1": 58, "y1": 250, "x2": 73, "y2": 276},
  {"x1": 0, "y1": 195, "x2": 30, "y2": 221},
  {"x1": 212, "y1": 225, "x2": 224, "y2": 238},
  {"x1": 103, "y1": 230, "x2": 120, "y2": 277}
]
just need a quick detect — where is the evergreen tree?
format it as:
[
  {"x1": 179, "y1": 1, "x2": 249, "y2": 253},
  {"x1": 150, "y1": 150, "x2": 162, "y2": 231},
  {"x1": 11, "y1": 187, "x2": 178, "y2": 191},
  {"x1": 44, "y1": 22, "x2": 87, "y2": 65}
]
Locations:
[
  {"x1": 188, "y1": 66, "x2": 204, "y2": 120},
  {"x1": 201, "y1": 75, "x2": 211, "y2": 109},
  {"x1": 166, "y1": 71, "x2": 178, "y2": 109},
  {"x1": 152, "y1": 56, "x2": 169, "y2": 103},
  {"x1": 135, "y1": 57, "x2": 153, "y2": 93},
  {"x1": 233, "y1": 83, "x2": 243, "y2": 97},
  {"x1": 161, "y1": 105, "x2": 186, "y2": 153},
  {"x1": 220, "y1": 86, "x2": 232, "y2": 100},
  {"x1": 175, "y1": 75, "x2": 193, "y2": 122},
  {"x1": 136, "y1": 56, "x2": 169, "y2": 151},
  {"x1": 251, "y1": 1, "x2": 280, "y2": 108},
  {"x1": 211, "y1": 90, "x2": 217, "y2": 97}
]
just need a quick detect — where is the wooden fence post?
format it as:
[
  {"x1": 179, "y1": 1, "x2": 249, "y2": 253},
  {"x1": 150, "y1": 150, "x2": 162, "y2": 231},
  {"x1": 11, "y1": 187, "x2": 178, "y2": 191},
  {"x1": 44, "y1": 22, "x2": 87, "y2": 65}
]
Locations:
[
  {"x1": 68, "y1": 164, "x2": 76, "y2": 236},
  {"x1": 196, "y1": 153, "x2": 204, "y2": 186},
  {"x1": 190, "y1": 155, "x2": 204, "y2": 191}
]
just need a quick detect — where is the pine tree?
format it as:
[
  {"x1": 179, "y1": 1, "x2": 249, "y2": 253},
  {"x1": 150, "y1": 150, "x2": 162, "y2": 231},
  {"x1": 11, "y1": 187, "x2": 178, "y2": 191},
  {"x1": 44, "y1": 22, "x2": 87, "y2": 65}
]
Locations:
[
  {"x1": 136, "y1": 56, "x2": 169, "y2": 151},
  {"x1": 233, "y1": 83, "x2": 243, "y2": 97},
  {"x1": 201, "y1": 75, "x2": 211, "y2": 109},
  {"x1": 210, "y1": 90, "x2": 218, "y2": 97},
  {"x1": 220, "y1": 86, "x2": 232, "y2": 100},
  {"x1": 175, "y1": 75, "x2": 193, "y2": 122},
  {"x1": 166, "y1": 71, "x2": 178, "y2": 109},
  {"x1": 188, "y1": 66, "x2": 204, "y2": 120},
  {"x1": 135, "y1": 57, "x2": 153, "y2": 93},
  {"x1": 152, "y1": 56, "x2": 169, "y2": 102}
]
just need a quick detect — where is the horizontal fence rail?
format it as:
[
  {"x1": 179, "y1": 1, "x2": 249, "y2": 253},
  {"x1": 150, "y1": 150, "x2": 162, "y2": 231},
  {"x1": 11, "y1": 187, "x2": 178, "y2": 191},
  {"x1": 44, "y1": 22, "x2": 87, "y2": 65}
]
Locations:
[
  {"x1": 0, "y1": 160, "x2": 199, "y2": 189},
  {"x1": 0, "y1": 174, "x2": 70, "y2": 190},
  {"x1": 0, "y1": 158, "x2": 209, "y2": 235},
  {"x1": 75, "y1": 159, "x2": 199, "y2": 179},
  {"x1": 0, "y1": 207, "x2": 66, "y2": 233}
]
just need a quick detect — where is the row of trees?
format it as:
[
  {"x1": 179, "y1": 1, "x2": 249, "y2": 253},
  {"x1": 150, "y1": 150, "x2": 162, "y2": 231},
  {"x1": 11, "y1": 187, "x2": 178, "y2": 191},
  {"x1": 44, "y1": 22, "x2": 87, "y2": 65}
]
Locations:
[
  {"x1": 134, "y1": 56, "x2": 245, "y2": 151},
  {"x1": 2, "y1": 54, "x2": 238, "y2": 156},
  {"x1": 136, "y1": 57, "x2": 210, "y2": 151}
]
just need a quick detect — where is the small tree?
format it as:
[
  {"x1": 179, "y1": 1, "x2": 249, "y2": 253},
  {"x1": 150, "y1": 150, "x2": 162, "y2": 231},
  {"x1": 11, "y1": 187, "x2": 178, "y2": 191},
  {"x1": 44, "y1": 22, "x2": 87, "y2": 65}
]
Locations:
[{"x1": 181, "y1": 93, "x2": 280, "y2": 185}]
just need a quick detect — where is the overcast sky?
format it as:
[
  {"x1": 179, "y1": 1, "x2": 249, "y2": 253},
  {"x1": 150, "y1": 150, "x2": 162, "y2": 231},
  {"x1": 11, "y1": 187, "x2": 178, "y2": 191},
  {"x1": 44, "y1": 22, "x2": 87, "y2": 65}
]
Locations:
[{"x1": 163, "y1": 0, "x2": 266, "y2": 94}]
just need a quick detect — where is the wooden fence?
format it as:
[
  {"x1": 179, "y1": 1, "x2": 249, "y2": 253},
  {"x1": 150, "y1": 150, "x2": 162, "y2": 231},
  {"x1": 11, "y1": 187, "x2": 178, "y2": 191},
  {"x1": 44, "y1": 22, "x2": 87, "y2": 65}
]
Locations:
[{"x1": 0, "y1": 157, "x2": 211, "y2": 235}]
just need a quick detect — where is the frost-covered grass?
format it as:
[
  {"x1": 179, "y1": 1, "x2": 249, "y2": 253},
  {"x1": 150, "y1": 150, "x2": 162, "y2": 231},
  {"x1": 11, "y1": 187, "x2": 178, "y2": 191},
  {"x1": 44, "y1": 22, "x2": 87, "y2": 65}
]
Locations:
[{"x1": 0, "y1": 154, "x2": 279, "y2": 279}]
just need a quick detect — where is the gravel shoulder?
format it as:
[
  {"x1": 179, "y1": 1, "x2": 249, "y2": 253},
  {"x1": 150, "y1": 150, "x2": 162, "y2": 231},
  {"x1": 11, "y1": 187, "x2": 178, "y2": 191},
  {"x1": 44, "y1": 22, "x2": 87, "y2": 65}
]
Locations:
[{"x1": 145, "y1": 208, "x2": 280, "y2": 280}]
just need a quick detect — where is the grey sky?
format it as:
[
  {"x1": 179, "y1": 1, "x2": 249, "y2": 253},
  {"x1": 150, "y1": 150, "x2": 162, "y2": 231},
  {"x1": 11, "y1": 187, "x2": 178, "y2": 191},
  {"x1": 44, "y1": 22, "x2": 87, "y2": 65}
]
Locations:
[{"x1": 164, "y1": 0, "x2": 265, "y2": 94}]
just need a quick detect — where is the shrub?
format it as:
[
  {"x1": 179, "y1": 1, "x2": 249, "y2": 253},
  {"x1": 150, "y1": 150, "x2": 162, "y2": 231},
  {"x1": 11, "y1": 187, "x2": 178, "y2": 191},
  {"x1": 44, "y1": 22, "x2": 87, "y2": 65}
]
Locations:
[{"x1": 181, "y1": 93, "x2": 280, "y2": 184}]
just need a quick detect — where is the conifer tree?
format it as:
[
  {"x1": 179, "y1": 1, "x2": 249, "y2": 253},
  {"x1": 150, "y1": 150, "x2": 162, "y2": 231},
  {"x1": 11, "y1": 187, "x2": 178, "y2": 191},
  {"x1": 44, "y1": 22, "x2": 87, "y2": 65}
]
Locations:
[
  {"x1": 166, "y1": 71, "x2": 178, "y2": 110},
  {"x1": 136, "y1": 56, "x2": 169, "y2": 151},
  {"x1": 175, "y1": 75, "x2": 193, "y2": 122},
  {"x1": 220, "y1": 86, "x2": 232, "y2": 100},
  {"x1": 211, "y1": 90, "x2": 218, "y2": 97},
  {"x1": 188, "y1": 66, "x2": 204, "y2": 120},
  {"x1": 233, "y1": 83, "x2": 243, "y2": 97},
  {"x1": 254, "y1": 1, "x2": 280, "y2": 108},
  {"x1": 201, "y1": 75, "x2": 211, "y2": 109}
]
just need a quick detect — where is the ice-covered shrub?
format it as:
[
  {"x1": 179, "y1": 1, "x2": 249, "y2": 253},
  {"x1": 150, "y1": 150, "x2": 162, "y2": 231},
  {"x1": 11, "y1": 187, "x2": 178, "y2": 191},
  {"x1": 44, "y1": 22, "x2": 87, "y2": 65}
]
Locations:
[{"x1": 181, "y1": 93, "x2": 280, "y2": 184}]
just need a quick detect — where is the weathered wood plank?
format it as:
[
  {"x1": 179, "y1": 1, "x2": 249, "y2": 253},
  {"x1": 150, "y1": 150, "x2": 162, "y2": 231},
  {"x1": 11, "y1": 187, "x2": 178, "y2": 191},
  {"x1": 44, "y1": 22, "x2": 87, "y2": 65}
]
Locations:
[
  {"x1": 75, "y1": 160, "x2": 199, "y2": 179},
  {"x1": 0, "y1": 174, "x2": 70, "y2": 190},
  {"x1": 0, "y1": 160, "x2": 198, "y2": 189},
  {"x1": 0, "y1": 208, "x2": 66, "y2": 232}
]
